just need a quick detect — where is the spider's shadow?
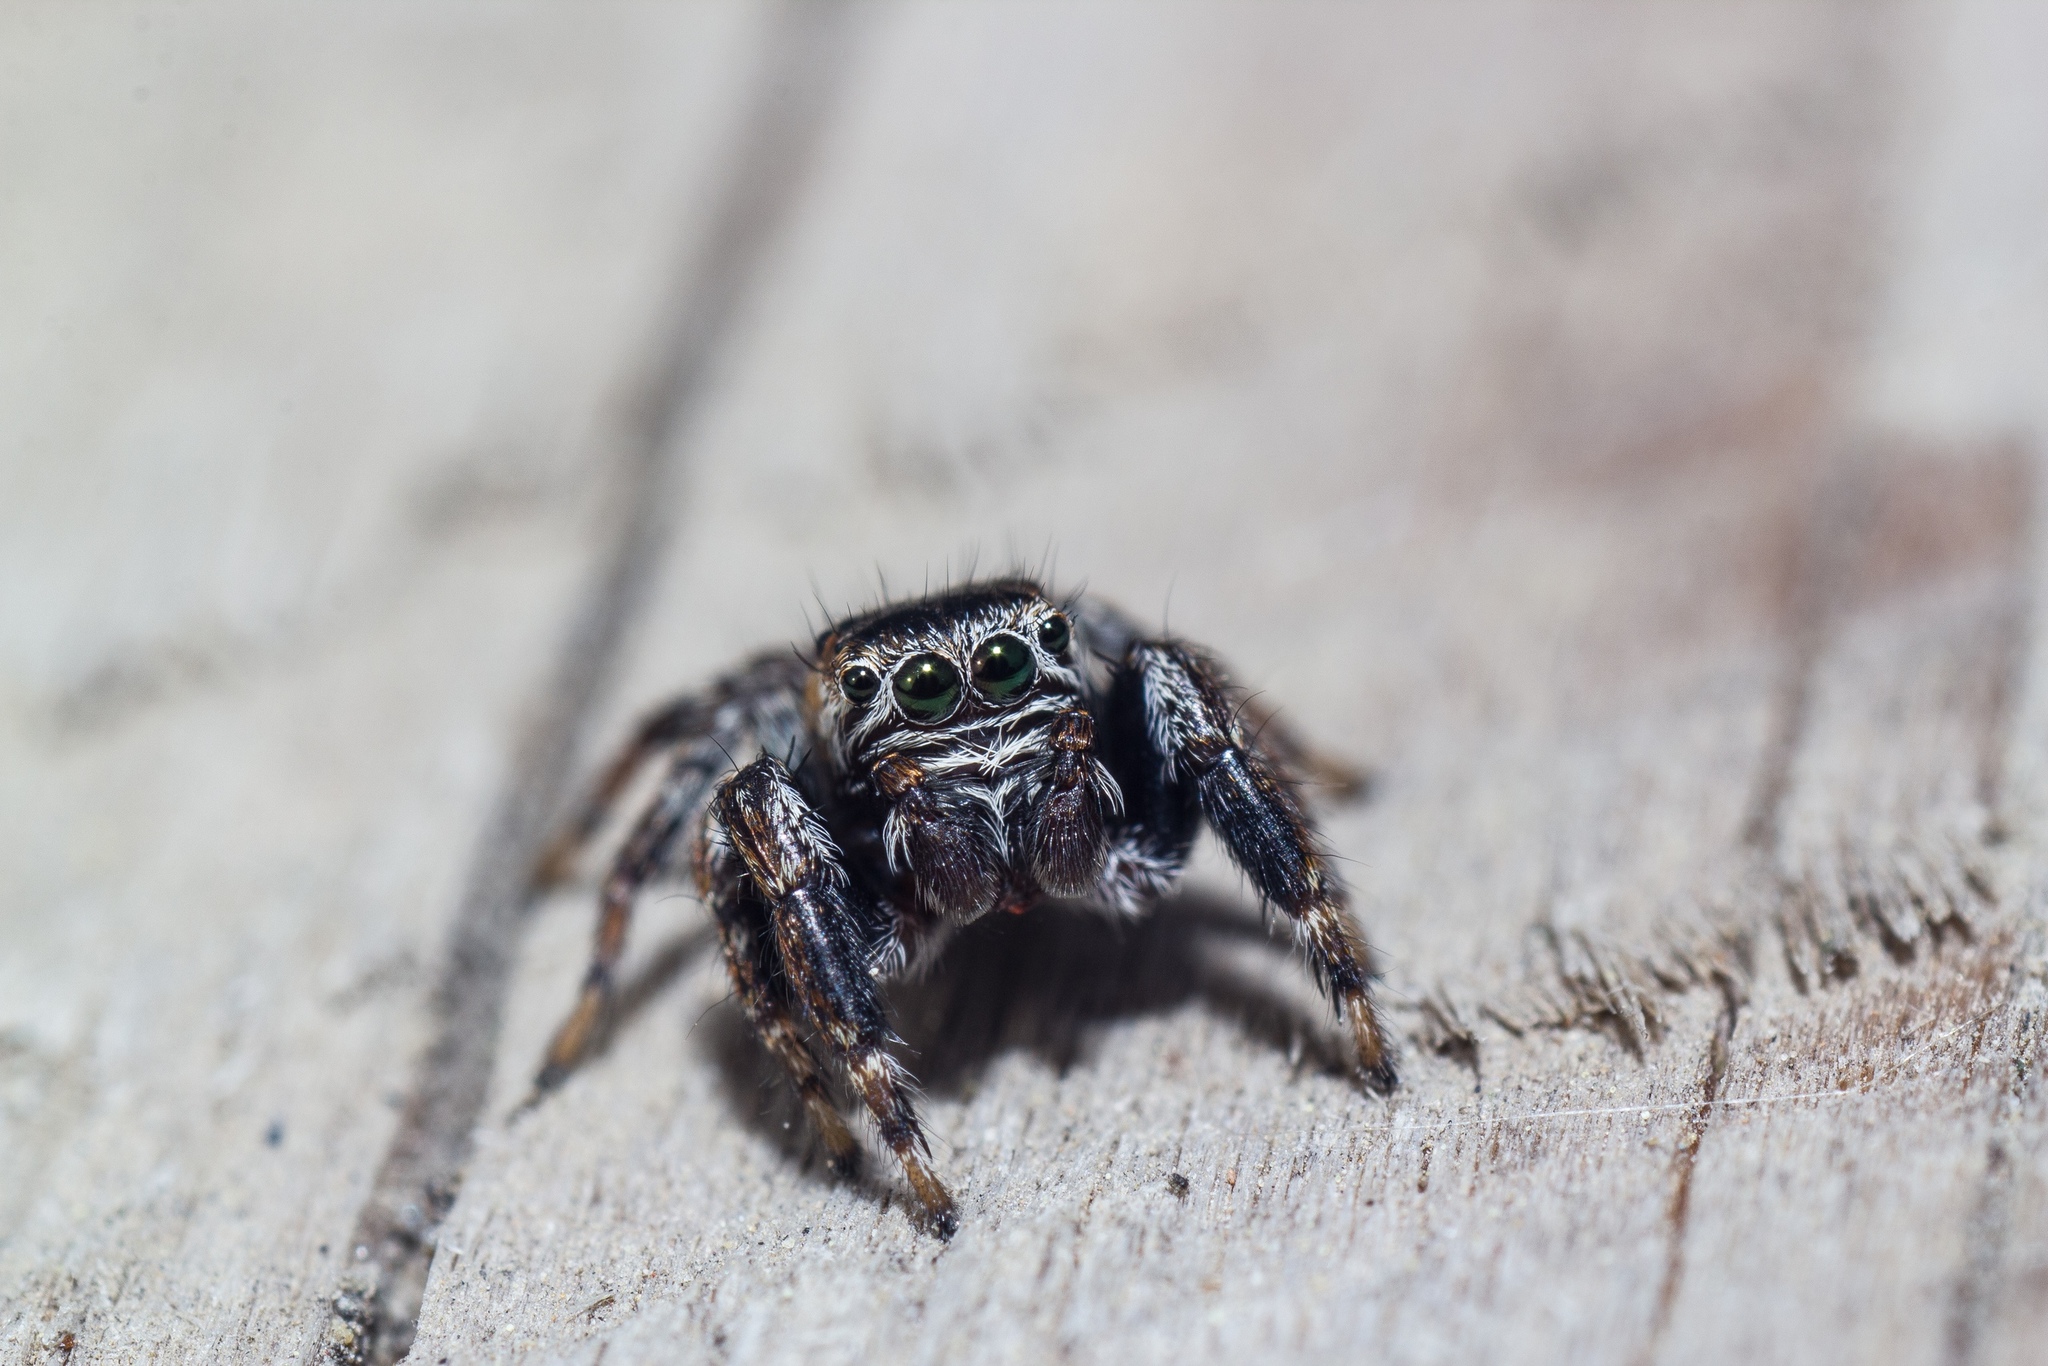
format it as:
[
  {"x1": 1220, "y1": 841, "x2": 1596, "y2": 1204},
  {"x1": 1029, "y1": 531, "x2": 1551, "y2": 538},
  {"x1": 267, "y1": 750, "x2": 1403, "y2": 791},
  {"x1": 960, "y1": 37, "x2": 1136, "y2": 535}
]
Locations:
[{"x1": 694, "y1": 890, "x2": 1356, "y2": 1188}]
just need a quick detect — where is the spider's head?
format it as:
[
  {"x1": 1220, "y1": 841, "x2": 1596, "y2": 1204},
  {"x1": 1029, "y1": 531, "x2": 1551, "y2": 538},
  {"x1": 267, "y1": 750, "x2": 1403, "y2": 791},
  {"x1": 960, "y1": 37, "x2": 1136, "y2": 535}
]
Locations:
[
  {"x1": 810, "y1": 577, "x2": 1114, "y2": 920},
  {"x1": 813, "y1": 578, "x2": 1081, "y2": 765},
  {"x1": 812, "y1": 578, "x2": 1117, "y2": 919}
]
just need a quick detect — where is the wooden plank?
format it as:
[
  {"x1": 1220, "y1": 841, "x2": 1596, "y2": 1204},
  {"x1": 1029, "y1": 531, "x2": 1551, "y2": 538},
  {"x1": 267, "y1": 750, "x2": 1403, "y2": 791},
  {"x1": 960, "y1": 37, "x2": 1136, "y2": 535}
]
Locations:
[
  {"x1": 0, "y1": 5, "x2": 777, "y2": 1362},
  {"x1": 6, "y1": 2, "x2": 2043, "y2": 1364},
  {"x1": 407, "y1": 3, "x2": 2045, "y2": 1364}
]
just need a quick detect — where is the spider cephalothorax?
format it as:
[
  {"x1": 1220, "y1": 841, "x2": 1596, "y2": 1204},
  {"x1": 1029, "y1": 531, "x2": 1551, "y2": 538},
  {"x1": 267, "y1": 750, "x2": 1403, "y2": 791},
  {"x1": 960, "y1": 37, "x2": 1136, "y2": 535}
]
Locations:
[{"x1": 534, "y1": 578, "x2": 1394, "y2": 1238}]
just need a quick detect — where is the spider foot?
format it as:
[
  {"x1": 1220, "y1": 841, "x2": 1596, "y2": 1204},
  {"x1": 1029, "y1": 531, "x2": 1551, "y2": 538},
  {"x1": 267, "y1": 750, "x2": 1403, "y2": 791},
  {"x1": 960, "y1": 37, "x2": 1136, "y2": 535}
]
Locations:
[
  {"x1": 1346, "y1": 993, "x2": 1399, "y2": 1094},
  {"x1": 877, "y1": 1114, "x2": 957, "y2": 1239},
  {"x1": 902, "y1": 1158, "x2": 959, "y2": 1241},
  {"x1": 805, "y1": 1104, "x2": 862, "y2": 1180},
  {"x1": 535, "y1": 975, "x2": 612, "y2": 1093},
  {"x1": 926, "y1": 1205, "x2": 961, "y2": 1242}
]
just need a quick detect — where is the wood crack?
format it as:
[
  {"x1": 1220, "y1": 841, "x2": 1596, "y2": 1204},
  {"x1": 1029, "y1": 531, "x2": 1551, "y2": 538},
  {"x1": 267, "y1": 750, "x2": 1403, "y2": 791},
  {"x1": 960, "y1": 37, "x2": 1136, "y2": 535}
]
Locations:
[{"x1": 1634, "y1": 983, "x2": 1739, "y2": 1366}]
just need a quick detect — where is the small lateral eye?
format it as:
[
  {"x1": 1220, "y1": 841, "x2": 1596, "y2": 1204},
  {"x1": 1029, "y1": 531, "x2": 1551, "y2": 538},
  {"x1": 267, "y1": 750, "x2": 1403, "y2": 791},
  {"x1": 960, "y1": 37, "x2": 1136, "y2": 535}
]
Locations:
[
  {"x1": 971, "y1": 632, "x2": 1037, "y2": 700},
  {"x1": 892, "y1": 653, "x2": 962, "y2": 723},
  {"x1": 839, "y1": 663, "x2": 881, "y2": 705},
  {"x1": 1037, "y1": 613, "x2": 1071, "y2": 655}
]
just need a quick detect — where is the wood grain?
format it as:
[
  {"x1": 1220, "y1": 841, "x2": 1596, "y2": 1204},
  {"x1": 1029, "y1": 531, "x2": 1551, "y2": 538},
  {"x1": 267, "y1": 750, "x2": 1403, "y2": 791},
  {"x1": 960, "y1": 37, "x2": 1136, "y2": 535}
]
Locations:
[{"x1": 4, "y1": 3, "x2": 2045, "y2": 1364}]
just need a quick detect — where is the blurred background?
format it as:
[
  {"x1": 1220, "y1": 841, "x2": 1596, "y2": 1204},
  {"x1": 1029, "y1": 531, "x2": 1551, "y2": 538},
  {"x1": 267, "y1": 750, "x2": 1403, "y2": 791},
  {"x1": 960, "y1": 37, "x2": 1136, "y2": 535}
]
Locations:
[{"x1": 4, "y1": 3, "x2": 2047, "y2": 1363}]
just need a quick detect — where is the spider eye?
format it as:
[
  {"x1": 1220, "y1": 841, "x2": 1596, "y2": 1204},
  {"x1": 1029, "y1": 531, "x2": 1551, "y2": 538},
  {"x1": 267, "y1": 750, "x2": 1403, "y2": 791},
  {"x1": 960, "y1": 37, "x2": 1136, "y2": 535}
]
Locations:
[
  {"x1": 1037, "y1": 613, "x2": 1071, "y2": 655},
  {"x1": 839, "y1": 664, "x2": 880, "y2": 705},
  {"x1": 971, "y1": 633, "x2": 1037, "y2": 700},
  {"x1": 892, "y1": 654, "x2": 962, "y2": 723}
]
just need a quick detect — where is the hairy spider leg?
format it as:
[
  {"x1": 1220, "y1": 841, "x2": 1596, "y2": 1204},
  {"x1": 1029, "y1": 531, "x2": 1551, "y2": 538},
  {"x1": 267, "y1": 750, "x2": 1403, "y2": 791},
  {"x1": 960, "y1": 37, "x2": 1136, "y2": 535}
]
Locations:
[
  {"x1": 1123, "y1": 641, "x2": 1398, "y2": 1091},
  {"x1": 535, "y1": 738, "x2": 721, "y2": 1091},
  {"x1": 1236, "y1": 692, "x2": 1372, "y2": 802},
  {"x1": 536, "y1": 657, "x2": 810, "y2": 1090},
  {"x1": 1075, "y1": 596, "x2": 1368, "y2": 803},
  {"x1": 699, "y1": 839, "x2": 863, "y2": 1176},
  {"x1": 713, "y1": 756, "x2": 959, "y2": 1238},
  {"x1": 532, "y1": 695, "x2": 709, "y2": 888},
  {"x1": 533, "y1": 653, "x2": 807, "y2": 887}
]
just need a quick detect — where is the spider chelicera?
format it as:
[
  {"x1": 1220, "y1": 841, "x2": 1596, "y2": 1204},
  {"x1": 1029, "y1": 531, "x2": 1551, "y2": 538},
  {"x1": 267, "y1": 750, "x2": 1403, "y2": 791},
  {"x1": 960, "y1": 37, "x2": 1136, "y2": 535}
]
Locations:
[{"x1": 534, "y1": 578, "x2": 1394, "y2": 1237}]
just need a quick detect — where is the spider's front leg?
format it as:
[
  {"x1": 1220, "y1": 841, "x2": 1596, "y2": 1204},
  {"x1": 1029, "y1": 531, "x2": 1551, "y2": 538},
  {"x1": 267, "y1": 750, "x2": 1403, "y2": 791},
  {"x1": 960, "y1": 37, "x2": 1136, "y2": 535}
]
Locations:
[
  {"x1": 1124, "y1": 641, "x2": 1398, "y2": 1090},
  {"x1": 699, "y1": 830, "x2": 864, "y2": 1180},
  {"x1": 712, "y1": 756, "x2": 958, "y2": 1237}
]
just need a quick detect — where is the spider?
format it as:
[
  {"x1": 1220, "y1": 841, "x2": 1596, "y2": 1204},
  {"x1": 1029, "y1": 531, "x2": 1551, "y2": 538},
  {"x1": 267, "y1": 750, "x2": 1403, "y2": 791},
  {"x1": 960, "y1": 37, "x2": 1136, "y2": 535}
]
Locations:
[{"x1": 533, "y1": 578, "x2": 1395, "y2": 1237}]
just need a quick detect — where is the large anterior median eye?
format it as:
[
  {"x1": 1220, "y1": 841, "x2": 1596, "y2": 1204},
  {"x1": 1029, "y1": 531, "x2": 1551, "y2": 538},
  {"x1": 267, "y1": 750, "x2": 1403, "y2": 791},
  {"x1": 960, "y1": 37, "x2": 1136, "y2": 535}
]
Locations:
[
  {"x1": 892, "y1": 653, "x2": 962, "y2": 722},
  {"x1": 971, "y1": 632, "x2": 1037, "y2": 700}
]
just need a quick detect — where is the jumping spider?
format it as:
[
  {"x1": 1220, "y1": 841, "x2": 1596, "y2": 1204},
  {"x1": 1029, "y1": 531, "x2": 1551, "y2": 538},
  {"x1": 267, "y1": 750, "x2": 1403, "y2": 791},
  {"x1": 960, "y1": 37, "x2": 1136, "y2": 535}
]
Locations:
[{"x1": 534, "y1": 579, "x2": 1394, "y2": 1237}]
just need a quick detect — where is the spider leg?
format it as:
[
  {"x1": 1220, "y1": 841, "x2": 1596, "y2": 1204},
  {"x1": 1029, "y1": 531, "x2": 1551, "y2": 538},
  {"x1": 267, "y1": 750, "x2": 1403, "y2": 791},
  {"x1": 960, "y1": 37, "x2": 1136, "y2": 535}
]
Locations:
[
  {"x1": 1238, "y1": 694, "x2": 1371, "y2": 803},
  {"x1": 535, "y1": 736, "x2": 730, "y2": 1091},
  {"x1": 699, "y1": 834, "x2": 863, "y2": 1176},
  {"x1": 1074, "y1": 592, "x2": 1366, "y2": 796},
  {"x1": 535, "y1": 656, "x2": 810, "y2": 1090},
  {"x1": 533, "y1": 696, "x2": 716, "y2": 888},
  {"x1": 533, "y1": 653, "x2": 807, "y2": 887},
  {"x1": 713, "y1": 755, "x2": 958, "y2": 1238},
  {"x1": 1124, "y1": 640, "x2": 1397, "y2": 1090}
]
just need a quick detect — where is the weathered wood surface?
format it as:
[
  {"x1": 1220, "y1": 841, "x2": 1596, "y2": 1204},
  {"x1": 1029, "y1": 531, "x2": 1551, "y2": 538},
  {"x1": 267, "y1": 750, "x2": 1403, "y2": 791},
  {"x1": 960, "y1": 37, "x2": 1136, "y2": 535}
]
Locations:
[{"x1": 4, "y1": 3, "x2": 2046, "y2": 1363}]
